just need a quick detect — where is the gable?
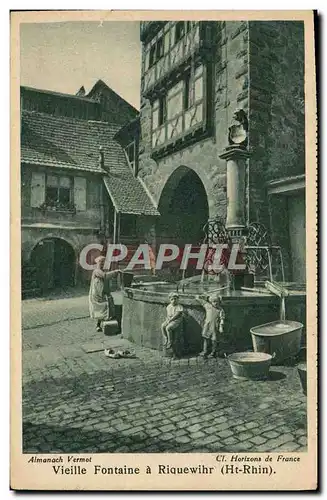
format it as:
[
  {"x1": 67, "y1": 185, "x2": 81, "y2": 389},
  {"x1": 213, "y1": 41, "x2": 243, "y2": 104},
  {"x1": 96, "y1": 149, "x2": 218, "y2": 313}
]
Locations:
[{"x1": 86, "y1": 80, "x2": 138, "y2": 126}]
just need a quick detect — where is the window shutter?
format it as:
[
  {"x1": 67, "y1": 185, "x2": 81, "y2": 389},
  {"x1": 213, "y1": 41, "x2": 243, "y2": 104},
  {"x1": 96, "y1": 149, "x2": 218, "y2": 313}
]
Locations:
[
  {"x1": 74, "y1": 176, "x2": 86, "y2": 211},
  {"x1": 30, "y1": 172, "x2": 45, "y2": 207}
]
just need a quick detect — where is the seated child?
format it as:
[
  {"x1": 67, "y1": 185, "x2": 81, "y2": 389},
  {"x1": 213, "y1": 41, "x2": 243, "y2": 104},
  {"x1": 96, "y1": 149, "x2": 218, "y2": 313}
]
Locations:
[
  {"x1": 195, "y1": 293, "x2": 225, "y2": 358},
  {"x1": 161, "y1": 292, "x2": 184, "y2": 349}
]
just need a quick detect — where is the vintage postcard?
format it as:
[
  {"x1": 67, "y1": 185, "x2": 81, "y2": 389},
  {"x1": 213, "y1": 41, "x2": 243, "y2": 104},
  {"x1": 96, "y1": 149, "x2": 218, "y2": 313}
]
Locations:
[{"x1": 10, "y1": 10, "x2": 317, "y2": 491}]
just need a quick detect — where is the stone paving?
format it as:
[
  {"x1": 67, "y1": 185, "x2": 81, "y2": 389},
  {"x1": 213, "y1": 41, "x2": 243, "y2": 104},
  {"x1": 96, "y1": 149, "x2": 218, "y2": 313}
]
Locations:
[{"x1": 22, "y1": 295, "x2": 307, "y2": 454}]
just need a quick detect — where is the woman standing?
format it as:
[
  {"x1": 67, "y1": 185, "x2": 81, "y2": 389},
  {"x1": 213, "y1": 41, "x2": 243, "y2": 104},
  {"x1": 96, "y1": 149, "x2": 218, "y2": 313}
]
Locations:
[{"x1": 89, "y1": 256, "x2": 121, "y2": 332}]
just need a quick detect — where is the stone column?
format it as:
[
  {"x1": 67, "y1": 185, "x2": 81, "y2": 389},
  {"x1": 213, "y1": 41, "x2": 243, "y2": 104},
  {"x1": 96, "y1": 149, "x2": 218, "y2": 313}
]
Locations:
[
  {"x1": 219, "y1": 145, "x2": 250, "y2": 289},
  {"x1": 219, "y1": 145, "x2": 250, "y2": 240}
]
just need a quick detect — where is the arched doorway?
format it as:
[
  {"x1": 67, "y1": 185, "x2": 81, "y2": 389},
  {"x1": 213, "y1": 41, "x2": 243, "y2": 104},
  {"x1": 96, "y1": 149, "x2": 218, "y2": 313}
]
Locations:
[
  {"x1": 30, "y1": 238, "x2": 75, "y2": 293},
  {"x1": 157, "y1": 166, "x2": 209, "y2": 248}
]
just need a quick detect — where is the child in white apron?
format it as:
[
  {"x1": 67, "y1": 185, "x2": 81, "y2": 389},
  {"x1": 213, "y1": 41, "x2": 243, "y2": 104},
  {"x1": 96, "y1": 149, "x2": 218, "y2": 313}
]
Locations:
[
  {"x1": 196, "y1": 293, "x2": 225, "y2": 358},
  {"x1": 161, "y1": 292, "x2": 184, "y2": 349}
]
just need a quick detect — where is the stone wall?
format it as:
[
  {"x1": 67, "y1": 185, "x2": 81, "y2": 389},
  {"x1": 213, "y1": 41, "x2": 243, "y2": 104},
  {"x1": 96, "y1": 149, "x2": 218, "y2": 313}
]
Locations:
[
  {"x1": 248, "y1": 21, "x2": 305, "y2": 279},
  {"x1": 248, "y1": 21, "x2": 305, "y2": 225}
]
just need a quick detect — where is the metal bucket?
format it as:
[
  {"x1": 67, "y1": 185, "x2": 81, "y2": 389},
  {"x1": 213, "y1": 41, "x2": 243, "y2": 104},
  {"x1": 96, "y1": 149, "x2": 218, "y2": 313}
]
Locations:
[
  {"x1": 225, "y1": 352, "x2": 273, "y2": 380},
  {"x1": 251, "y1": 320, "x2": 303, "y2": 364},
  {"x1": 297, "y1": 364, "x2": 307, "y2": 396}
]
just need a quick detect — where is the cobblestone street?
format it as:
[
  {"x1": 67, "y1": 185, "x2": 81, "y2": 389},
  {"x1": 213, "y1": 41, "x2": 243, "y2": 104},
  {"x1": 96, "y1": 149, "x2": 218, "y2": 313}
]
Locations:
[{"x1": 22, "y1": 294, "x2": 307, "y2": 454}]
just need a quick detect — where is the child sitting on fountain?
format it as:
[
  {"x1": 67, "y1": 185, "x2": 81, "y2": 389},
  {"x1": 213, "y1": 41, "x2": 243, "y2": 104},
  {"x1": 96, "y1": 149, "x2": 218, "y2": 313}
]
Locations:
[
  {"x1": 196, "y1": 293, "x2": 225, "y2": 358},
  {"x1": 161, "y1": 292, "x2": 184, "y2": 349}
]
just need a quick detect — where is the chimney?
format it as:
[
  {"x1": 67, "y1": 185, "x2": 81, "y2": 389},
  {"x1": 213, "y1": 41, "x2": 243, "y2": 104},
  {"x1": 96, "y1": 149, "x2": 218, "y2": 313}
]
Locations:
[{"x1": 99, "y1": 146, "x2": 105, "y2": 170}]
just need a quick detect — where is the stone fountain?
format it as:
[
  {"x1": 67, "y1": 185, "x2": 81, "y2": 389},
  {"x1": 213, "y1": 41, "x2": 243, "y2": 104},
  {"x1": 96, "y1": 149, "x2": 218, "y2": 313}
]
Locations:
[{"x1": 121, "y1": 110, "x2": 306, "y2": 356}]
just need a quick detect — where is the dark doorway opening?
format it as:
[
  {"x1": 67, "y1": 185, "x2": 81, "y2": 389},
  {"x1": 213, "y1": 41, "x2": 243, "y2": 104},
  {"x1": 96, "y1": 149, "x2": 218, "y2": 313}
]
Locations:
[
  {"x1": 29, "y1": 238, "x2": 75, "y2": 294},
  {"x1": 157, "y1": 167, "x2": 209, "y2": 279},
  {"x1": 157, "y1": 166, "x2": 209, "y2": 247}
]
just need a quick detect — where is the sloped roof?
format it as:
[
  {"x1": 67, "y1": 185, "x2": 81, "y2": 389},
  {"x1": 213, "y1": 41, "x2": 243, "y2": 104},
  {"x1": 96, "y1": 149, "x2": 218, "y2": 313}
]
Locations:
[
  {"x1": 21, "y1": 110, "x2": 122, "y2": 172},
  {"x1": 103, "y1": 175, "x2": 159, "y2": 216},
  {"x1": 21, "y1": 85, "x2": 95, "y2": 103},
  {"x1": 21, "y1": 110, "x2": 159, "y2": 216}
]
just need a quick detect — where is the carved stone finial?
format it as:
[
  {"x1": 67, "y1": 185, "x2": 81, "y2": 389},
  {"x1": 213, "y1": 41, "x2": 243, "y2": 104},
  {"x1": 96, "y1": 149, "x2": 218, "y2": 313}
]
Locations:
[{"x1": 228, "y1": 109, "x2": 249, "y2": 149}]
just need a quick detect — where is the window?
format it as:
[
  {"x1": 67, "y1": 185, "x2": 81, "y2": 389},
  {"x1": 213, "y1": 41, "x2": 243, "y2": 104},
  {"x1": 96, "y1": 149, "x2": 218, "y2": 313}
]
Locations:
[
  {"x1": 45, "y1": 175, "x2": 73, "y2": 209},
  {"x1": 152, "y1": 96, "x2": 167, "y2": 131},
  {"x1": 158, "y1": 97, "x2": 167, "y2": 126},
  {"x1": 184, "y1": 65, "x2": 204, "y2": 110},
  {"x1": 173, "y1": 21, "x2": 194, "y2": 46},
  {"x1": 152, "y1": 106, "x2": 159, "y2": 130},
  {"x1": 149, "y1": 44, "x2": 156, "y2": 68},
  {"x1": 185, "y1": 21, "x2": 192, "y2": 33},
  {"x1": 151, "y1": 63, "x2": 206, "y2": 150},
  {"x1": 167, "y1": 81, "x2": 183, "y2": 119},
  {"x1": 148, "y1": 36, "x2": 164, "y2": 68},
  {"x1": 156, "y1": 37, "x2": 164, "y2": 60},
  {"x1": 164, "y1": 31, "x2": 170, "y2": 53},
  {"x1": 184, "y1": 73, "x2": 192, "y2": 110},
  {"x1": 175, "y1": 22, "x2": 185, "y2": 44}
]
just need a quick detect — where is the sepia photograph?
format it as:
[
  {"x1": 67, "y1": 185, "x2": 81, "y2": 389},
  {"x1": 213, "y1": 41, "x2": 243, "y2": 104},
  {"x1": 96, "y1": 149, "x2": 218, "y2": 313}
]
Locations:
[{"x1": 11, "y1": 10, "x2": 317, "y2": 491}]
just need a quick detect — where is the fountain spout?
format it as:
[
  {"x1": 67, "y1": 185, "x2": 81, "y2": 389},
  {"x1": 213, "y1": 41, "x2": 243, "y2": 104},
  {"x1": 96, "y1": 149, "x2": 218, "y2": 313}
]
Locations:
[
  {"x1": 265, "y1": 281, "x2": 289, "y2": 321},
  {"x1": 265, "y1": 281, "x2": 289, "y2": 298}
]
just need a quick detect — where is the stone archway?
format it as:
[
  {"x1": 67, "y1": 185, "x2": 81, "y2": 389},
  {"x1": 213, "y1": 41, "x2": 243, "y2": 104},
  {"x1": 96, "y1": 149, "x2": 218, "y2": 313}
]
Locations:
[
  {"x1": 29, "y1": 237, "x2": 76, "y2": 293},
  {"x1": 157, "y1": 166, "x2": 209, "y2": 247}
]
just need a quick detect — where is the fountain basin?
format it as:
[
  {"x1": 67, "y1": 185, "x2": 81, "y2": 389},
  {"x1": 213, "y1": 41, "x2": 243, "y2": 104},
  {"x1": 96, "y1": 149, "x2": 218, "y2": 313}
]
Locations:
[
  {"x1": 122, "y1": 285, "x2": 306, "y2": 355},
  {"x1": 251, "y1": 320, "x2": 303, "y2": 364}
]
